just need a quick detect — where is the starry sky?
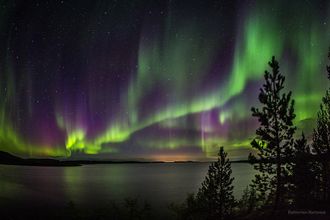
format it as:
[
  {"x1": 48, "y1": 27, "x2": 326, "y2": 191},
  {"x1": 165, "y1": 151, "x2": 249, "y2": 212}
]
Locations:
[{"x1": 0, "y1": 0, "x2": 329, "y2": 161}]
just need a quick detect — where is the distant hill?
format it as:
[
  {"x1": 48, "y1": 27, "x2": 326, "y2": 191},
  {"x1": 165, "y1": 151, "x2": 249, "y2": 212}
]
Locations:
[
  {"x1": 0, "y1": 151, "x2": 80, "y2": 166},
  {"x1": 0, "y1": 151, "x2": 165, "y2": 166},
  {"x1": 0, "y1": 151, "x2": 25, "y2": 164}
]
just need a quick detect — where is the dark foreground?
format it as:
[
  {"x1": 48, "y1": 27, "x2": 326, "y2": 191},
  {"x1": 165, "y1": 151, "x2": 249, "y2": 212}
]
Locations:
[{"x1": 0, "y1": 202, "x2": 329, "y2": 220}]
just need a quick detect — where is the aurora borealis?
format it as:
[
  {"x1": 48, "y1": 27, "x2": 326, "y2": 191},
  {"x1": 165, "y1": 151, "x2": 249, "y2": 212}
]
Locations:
[{"x1": 0, "y1": 0, "x2": 329, "y2": 160}]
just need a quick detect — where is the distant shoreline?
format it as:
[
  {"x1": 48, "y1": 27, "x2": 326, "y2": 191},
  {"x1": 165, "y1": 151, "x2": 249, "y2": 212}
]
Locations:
[{"x1": 0, "y1": 151, "x2": 250, "y2": 167}]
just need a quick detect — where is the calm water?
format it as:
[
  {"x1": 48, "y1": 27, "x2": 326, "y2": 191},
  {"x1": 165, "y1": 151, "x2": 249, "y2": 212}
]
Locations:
[{"x1": 0, "y1": 163, "x2": 256, "y2": 214}]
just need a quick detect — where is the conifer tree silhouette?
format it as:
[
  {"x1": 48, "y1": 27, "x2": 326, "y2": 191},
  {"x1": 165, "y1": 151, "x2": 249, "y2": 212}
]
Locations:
[
  {"x1": 312, "y1": 49, "x2": 330, "y2": 203},
  {"x1": 249, "y1": 56, "x2": 296, "y2": 211},
  {"x1": 292, "y1": 133, "x2": 314, "y2": 208},
  {"x1": 196, "y1": 147, "x2": 235, "y2": 220}
]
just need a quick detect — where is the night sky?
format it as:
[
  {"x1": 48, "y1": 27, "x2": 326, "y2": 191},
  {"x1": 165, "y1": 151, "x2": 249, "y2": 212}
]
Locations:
[{"x1": 0, "y1": 0, "x2": 329, "y2": 161}]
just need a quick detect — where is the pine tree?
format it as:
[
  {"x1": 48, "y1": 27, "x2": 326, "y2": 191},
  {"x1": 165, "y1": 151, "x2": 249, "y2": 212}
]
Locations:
[
  {"x1": 196, "y1": 147, "x2": 235, "y2": 220},
  {"x1": 249, "y1": 56, "x2": 296, "y2": 211},
  {"x1": 238, "y1": 186, "x2": 258, "y2": 214},
  {"x1": 312, "y1": 49, "x2": 330, "y2": 203},
  {"x1": 292, "y1": 133, "x2": 315, "y2": 208}
]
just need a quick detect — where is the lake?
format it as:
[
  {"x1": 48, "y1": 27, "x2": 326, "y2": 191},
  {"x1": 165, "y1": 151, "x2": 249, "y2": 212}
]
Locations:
[{"x1": 0, "y1": 163, "x2": 256, "y2": 218}]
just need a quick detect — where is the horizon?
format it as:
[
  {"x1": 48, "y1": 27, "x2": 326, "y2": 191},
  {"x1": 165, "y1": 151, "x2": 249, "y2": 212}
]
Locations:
[{"x1": 0, "y1": 149, "x2": 249, "y2": 162}]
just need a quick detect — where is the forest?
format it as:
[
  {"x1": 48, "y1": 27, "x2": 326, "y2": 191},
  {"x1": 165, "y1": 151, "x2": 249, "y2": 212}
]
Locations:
[{"x1": 171, "y1": 51, "x2": 330, "y2": 220}]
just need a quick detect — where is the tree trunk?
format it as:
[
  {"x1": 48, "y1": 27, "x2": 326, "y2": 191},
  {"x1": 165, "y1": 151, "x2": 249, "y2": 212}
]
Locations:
[
  {"x1": 274, "y1": 145, "x2": 281, "y2": 212},
  {"x1": 323, "y1": 162, "x2": 328, "y2": 202}
]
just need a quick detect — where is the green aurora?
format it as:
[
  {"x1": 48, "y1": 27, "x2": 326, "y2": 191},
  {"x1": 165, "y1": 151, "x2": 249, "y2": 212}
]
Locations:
[{"x1": 0, "y1": 0, "x2": 329, "y2": 160}]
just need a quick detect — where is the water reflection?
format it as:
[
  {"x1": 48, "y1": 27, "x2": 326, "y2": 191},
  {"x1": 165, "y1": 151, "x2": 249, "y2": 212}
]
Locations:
[{"x1": 0, "y1": 163, "x2": 256, "y2": 210}]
